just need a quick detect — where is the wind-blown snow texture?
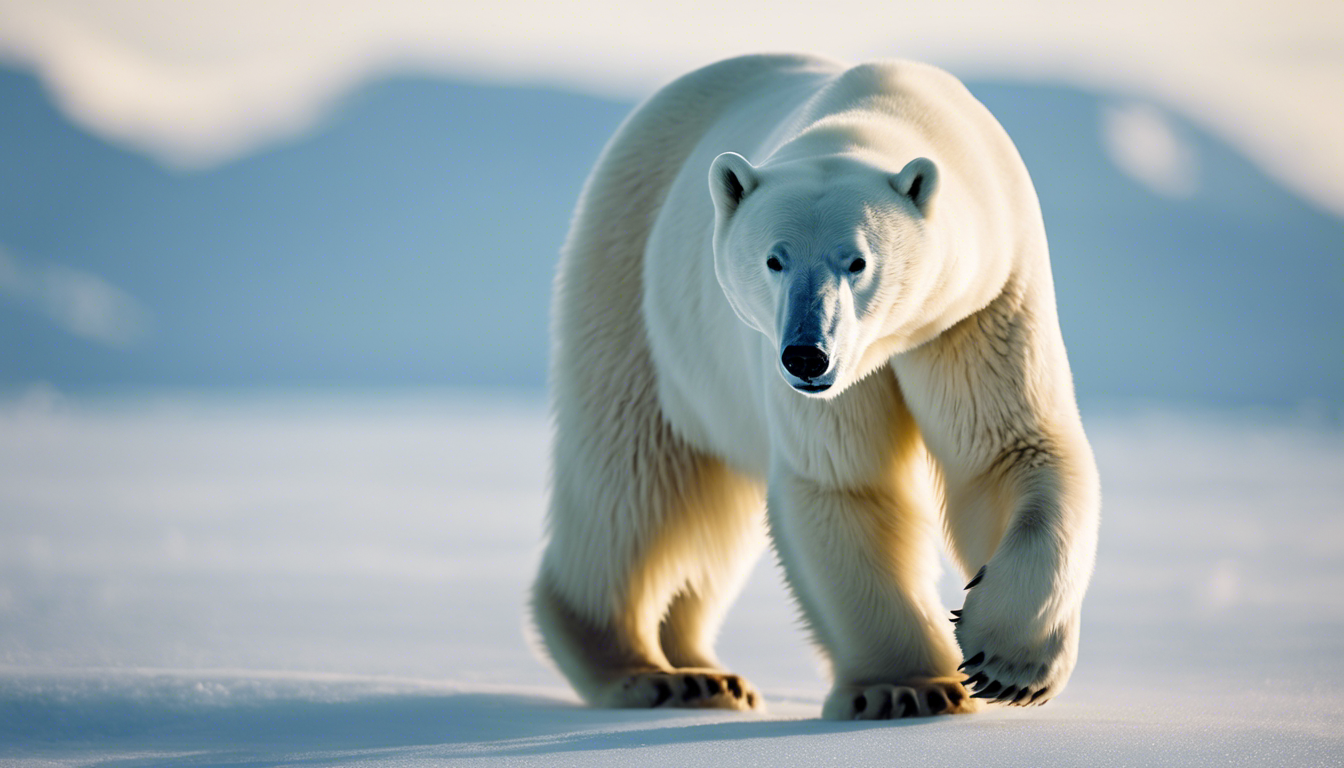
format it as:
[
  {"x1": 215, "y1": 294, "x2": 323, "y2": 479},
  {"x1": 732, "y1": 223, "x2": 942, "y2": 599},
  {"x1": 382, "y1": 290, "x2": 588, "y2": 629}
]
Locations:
[{"x1": 1, "y1": 391, "x2": 1341, "y2": 766}]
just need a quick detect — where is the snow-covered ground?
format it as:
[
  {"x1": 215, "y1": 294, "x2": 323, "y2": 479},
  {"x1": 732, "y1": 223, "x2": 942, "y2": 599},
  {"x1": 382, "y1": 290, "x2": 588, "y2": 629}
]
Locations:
[{"x1": 1, "y1": 390, "x2": 1341, "y2": 766}]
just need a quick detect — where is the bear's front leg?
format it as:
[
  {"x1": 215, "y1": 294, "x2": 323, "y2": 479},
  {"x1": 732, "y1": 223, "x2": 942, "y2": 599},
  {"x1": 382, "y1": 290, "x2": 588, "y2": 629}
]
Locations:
[
  {"x1": 893, "y1": 284, "x2": 1102, "y2": 708},
  {"x1": 946, "y1": 451, "x2": 1099, "y2": 707},
  {"x1": 765, "y1": 461, "x2": 977, "y2": 720}
]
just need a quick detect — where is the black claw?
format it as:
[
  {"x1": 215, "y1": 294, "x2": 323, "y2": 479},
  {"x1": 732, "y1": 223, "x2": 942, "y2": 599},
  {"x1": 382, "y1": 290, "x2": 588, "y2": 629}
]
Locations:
[
  {"x1": 725, "y1": 676, "x2": 744, "y2": 699},
  {"x1": 854, "y1": 693, "x2": 868, "y2": 713},
  {"x1": 652, "y1": 680, "x2": 673, "y2": 706},
  {"x1": 1029, "y1": 687, "x2": 1049, "y2": 703},
  {"x1": 949, "y1": 617, "x2": 959, "y2": 624},
  {"x1": 959, "y1": 651, "x2": 985, "y2": 671},
  {"x1": 1012, "y1": 688, "x2": 1031, "y2": 704},
  {"x1": 876, "y1": 695, "x2": 894, "y2": 719},
  {"x1": 950, "y1": 609, "x2": 962, "y2": 617},
  {"x1": 963, "y1": 672, "x2": 987, "y2": 690},
  {"x1": 997, "y1": 685, "x2": 1019, "y2": 702},
  {"x1": 681, "y1": 676, "x2": 702, "y2": 701},
  {"x1": 971, "y1": 681, "x2": 1002, "y2": 699},
  {"x1": 965, "y1": 565, "x2": 986, "y2": 590},
  {"x1": 704, "y1": 676, "x2": 723, "y2": 695},
  {"x1": 927, "y1": 690, "x2": 948, "y2": 714}
]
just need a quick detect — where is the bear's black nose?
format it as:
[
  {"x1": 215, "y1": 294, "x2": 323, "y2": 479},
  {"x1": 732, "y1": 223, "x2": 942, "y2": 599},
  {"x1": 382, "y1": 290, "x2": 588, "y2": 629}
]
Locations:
[{"x1": 781, "y1": 345, "x2": 829, "y2": 380}]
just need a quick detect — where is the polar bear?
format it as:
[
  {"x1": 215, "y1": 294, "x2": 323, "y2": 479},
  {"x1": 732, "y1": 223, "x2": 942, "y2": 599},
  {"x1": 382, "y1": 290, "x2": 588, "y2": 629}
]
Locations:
[{"x1": 531, "y1": 54, "x2": 1100, "y2": 719}]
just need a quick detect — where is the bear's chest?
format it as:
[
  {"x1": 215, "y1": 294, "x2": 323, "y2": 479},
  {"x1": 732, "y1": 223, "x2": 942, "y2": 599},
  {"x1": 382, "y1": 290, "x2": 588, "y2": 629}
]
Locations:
[{"x1": 763, "y1": 368, "x2": 911, "y2": 487}]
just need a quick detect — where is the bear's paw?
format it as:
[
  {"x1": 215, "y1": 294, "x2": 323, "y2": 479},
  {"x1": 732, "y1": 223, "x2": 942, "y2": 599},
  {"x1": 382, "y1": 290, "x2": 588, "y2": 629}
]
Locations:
[
  {"x1": 821, "y1": 678, "x2": 978, "y2": 720},
  {"x1": 602, "y1": 669, "x2": 763, "y2": 711},
  {"x1": 954, "y1": 566, "x2": 1081, "y2": 707}
]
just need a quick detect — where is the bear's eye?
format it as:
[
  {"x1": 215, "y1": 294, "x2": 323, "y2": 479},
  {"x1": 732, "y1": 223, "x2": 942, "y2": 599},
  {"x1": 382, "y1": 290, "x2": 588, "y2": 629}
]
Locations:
[
  {"x1": 848, "y1": 258, "x2": 866, "y2": 273},
  {"x1": 766, "y1": 256, "x2": 783, "y2": 272}
]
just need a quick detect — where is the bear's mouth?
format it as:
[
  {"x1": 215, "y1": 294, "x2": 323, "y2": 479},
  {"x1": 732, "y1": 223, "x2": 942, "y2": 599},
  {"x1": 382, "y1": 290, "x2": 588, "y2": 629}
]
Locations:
[{"x1": 793, "y1": 382, "x2": 831, "y2": 393}]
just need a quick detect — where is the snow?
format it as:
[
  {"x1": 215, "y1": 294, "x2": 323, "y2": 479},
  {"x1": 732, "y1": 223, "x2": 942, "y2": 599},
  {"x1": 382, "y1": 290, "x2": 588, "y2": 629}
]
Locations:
[
  {"x1": 0, "y1": 247, "x2": 150, "y2": 347},
  {"x1": 1101, "y1": 103, "x2": 1199, "y2": 198},
  {"x1": 2, "y1": 390, "x2": 1342, "y2": 766}
]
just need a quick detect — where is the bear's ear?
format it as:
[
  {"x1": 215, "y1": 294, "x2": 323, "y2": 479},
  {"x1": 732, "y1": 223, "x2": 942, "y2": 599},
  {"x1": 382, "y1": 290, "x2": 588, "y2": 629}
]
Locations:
[
  {"x1": 890, "y1": 157, "x2": 938, "y2": 214},
  {"x1": 709, "y1": 152, "x2": 759, "y2": 219}
]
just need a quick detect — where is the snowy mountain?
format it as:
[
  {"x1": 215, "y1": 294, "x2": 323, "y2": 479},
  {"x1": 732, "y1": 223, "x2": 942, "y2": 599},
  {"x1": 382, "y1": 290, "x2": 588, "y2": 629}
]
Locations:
[{"x1": 1, "y1": 66, "x2": 1339, "y2": 405}]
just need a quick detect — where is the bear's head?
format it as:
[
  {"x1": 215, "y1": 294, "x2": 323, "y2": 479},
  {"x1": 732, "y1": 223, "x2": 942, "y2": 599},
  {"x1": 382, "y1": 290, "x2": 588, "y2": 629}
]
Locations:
[{"x1": 709, "y1": 152, "x2": 939, "y2": 398}]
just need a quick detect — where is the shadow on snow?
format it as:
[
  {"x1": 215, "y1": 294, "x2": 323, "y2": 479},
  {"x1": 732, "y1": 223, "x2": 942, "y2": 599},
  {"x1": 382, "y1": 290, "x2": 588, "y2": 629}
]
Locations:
[{"x1": 4, "y1": 688, "x2": 938, "y2": 764}]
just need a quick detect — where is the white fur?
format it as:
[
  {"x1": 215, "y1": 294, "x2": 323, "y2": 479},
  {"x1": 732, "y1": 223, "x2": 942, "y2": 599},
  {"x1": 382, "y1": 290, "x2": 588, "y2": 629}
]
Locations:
[{"x1": 531, "y1": 54, "x2": 1100, "y2": 718}]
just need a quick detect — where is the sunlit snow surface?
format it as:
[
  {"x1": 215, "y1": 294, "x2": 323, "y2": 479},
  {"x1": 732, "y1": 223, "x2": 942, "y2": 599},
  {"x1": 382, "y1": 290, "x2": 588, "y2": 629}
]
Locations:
[{"x1": 1, "y1": 390, "x2": 1341, "y2": 766}]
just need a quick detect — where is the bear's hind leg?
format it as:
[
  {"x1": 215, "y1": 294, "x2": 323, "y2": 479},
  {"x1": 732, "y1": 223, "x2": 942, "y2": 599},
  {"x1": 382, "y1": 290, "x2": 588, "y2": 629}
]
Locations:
[
  {"x1": 532, "y1": 435, "x2": 767, "y2": 711},
  {"x1": 532, "y1": 574, "x2": 764, "y2": 711},
  {"x1": 651, "y1": 542, "x2": 767, "y2": 709}
]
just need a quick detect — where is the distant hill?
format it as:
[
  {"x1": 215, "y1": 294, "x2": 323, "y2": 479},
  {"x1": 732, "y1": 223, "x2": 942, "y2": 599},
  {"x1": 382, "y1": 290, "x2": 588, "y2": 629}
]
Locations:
[
  {"x1": 975, "y1": 84, "x2": 1343, "y2": 407},
  {"x1": 0, "y1": 70, "x2": 630, "y2": 391},
  {"x1": 0, "y1": 66, "x2": 1339, "y2": 405}
]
